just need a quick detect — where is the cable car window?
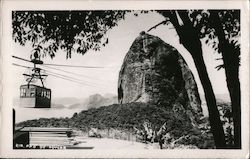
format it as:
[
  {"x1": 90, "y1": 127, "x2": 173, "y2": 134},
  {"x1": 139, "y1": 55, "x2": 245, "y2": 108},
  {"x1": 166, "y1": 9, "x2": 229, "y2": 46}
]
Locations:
[
  {"x1": 47, "y1": 91, "x2": 50, "y2": 99},
  {"x1": 36, "y1": 89, "x2": 41, "y2": 97},
  {"x1": 43, "y1": 91, "x2": 47, "y2": 98},
  {"x1": 23, "y1": 88, "x2": 26, "y2": 97},
  {"x1": 26, "y1": 89, "x2": 30, "y2": 97},
  {"x1": 20, "y1": 88, "x2": 23, "y2": 97},
  {"x1": 24, "y1": 88, "x2": 26, "y2": 97},
  {"x1": 20, "y1": 88, "x2": 26, "y2": 97},
  {"x1": 30, "y1": 87, "x2": 35, "y2": 97},
  {"x1": 30, "y1": 92, "x2": 35, "y2": 97}
]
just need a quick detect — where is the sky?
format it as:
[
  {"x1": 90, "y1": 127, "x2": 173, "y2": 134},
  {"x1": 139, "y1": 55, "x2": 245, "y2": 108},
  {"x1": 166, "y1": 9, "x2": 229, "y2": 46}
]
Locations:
[{"x1": 12, "y1": 12, "x2": 230, "y2": 99}]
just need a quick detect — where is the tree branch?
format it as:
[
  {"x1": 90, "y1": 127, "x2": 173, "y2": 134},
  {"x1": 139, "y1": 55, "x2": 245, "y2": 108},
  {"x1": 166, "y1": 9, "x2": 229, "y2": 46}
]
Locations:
[
  {"x1": 171, "y1": 135, "x2": 190, "y2": 145},
  {"x1": 147, "y1": 19, "x2": 169, "y2": 32},
  {"x1": 177, "y1": 10, "x2": 193, "y2": 27}
]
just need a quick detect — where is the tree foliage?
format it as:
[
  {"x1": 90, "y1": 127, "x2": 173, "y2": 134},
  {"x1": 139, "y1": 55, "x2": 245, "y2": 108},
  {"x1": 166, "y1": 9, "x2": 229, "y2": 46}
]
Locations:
[
  {"x1": 189, "y1": 10, "x2": 240, "y2": 70},
  {"x1": 13, "y1": 11, "x2": 127, "y2": 58},
  {"x1": 12, "y1": 10, "x2": 240, "y2": 62},
  {"x1": 190, "y1": 10, "x2": 240, "y2": 40},
  {"x1": 189, "y1": 10, "x2": 241, "y2": 148}
]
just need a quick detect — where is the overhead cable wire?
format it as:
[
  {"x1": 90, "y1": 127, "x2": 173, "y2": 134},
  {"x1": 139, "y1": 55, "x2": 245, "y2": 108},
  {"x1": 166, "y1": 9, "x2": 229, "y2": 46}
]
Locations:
[
  {"x1": 41, "y1": 65, "x2": 115, "y2": 84},
  {"x1": 12, "y1": 63, "x2": 31, "y2": 69},
  {"x1": 12, "y1": 55, "x2": 31, "y2": 63},
  {"x1": 42, "y1": 63, "x2": 105, "y2": 68},
  {"x1": 46, "y1": 73, "x2": 89, "y2": 86},
  {"x1": 13, "y1": 62, "x2": 97, "y2": 83},
  {"x1": 12, "y1": 55, "x2": 109, "y2": 69},
  {"x1": 13, "y1": 63, "x2": 110, "y2": 88},
  {"x1": 43, "y1": 69, "x2": 110, "y2": 87},
  {"x1": 13, "y1": 62, "x2": 90, "y2": 83},
  {"x1": 44, "y1": 69, "x2": 84, "y2": 82},
  {"x1": 13, "y1": 63, "x2": 110, "y2": 89},
  {"x1": 41, "y1": 65, "x2": 108, "y2": 82},
  {"x1": 46, "y1": 73, "x2": 105, "y2": 88}
]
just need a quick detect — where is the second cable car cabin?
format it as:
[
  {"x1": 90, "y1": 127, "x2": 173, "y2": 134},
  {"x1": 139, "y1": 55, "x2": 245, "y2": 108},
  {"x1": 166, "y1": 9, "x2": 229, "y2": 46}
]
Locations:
[{"x1": 20, "y1": 84, "x2": 51, "y2": 108}]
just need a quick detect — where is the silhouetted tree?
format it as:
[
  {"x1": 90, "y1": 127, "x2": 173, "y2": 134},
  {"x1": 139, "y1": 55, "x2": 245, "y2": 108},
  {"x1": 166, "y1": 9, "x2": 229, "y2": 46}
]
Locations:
[
  {"x1": 184, "y1": 10, "x2": 240, "y2": 148},
  {"x1": 157, "y1": 10, "x2": 226, "y2": 148},
  {"x1": 208, "y1": 10, "x2": 240, "y2": 148},
  {"x1": 150, "y1": 10, "x2": 240, "y2": 148}
]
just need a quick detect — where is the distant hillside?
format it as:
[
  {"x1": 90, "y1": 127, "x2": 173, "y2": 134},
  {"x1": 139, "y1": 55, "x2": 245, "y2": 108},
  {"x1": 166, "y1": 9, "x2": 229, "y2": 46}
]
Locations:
[
  {"x1": 67, "y1": 94, "x2": 118, "y2": 109},
  {"x1": 215, "y1": 94, "x2": 231, "y2": 103},
  {"x1": 200, "y1": 93, "x2": 231, "y2": 117},
  {"x1": 52, "y1": 97, "x2": 84, "y2": 107},
  {"x1": 51, "y1": 103, "x2": 66, "y2": 109},
  {"x1": 14, "y1": 94, "x2": 117, "y2": 110},
  {"x1": 14, "y1": 93, "x2": 229, "y2": 112},
  {"x1": 67, "y1": 103, "x2": 85, "y2": 109},
  {"x1": 103, "y1": 93, "x2": 117, "y2": 98},
  {"x1": 200, "y1": 93, "x2": 230, "y2": 103},
  {"x1": 84, "y1": 94, "x2": 118, "y2": 109}
]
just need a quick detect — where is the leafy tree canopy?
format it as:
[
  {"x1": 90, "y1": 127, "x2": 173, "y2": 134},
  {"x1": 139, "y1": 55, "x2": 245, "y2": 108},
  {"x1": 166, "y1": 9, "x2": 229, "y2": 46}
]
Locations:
[
  {"x1": 156, "y1": 10, "x2": 240, "y2": 70},
  {"x1": 13, "y1": 11, "x2": 128, "y2": 58},
  {"x1": 190, "y1": 10, "x2": 240, "y2": 40},
  {"x1": 156, "y1": 10, "x2": 240, "y2": 51},
  {"x1": 13, "y1": 10, "x2": 240, "y2": 59},
  {"x1": 191, "y1": 10, "x2": 240, "y2": 65}
]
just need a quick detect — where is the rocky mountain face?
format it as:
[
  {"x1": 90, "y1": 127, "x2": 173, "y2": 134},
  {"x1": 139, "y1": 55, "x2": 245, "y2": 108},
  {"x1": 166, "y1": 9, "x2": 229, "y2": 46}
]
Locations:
[{"x1": 118, "y1": 32, "x2": 203, "y2": 125}]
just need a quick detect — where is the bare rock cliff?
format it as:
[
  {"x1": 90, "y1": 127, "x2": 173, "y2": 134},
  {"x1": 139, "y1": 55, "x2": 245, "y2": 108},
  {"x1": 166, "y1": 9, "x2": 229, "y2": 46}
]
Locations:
[{"x1": 118, "y1": 32, "x2": 202, "y2": 124}]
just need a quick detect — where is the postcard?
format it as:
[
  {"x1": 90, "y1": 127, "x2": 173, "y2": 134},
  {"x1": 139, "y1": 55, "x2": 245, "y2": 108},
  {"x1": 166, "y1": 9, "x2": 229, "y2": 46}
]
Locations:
[{"x1": 0, "y1": 0, "x2": 249, "y2": 158}]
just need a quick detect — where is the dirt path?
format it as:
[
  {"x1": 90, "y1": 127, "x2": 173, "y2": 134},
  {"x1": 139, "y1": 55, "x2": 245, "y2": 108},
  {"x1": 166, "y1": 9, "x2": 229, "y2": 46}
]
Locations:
[{"x1": 73, "y1": 137, "x2": 160, "y2": 149}]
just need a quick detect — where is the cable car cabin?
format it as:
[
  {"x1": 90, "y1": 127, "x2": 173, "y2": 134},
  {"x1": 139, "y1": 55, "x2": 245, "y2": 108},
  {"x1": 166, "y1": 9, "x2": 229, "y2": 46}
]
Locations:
[{"x1": 19, "y1": 85, "x2": 51, "y2": 108}]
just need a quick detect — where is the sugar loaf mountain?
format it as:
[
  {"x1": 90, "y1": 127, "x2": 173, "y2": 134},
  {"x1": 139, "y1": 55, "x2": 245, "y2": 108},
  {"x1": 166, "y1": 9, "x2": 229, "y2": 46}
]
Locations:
[{"x1": 17, "y1": 32, "x2": 223, "y2": 149}]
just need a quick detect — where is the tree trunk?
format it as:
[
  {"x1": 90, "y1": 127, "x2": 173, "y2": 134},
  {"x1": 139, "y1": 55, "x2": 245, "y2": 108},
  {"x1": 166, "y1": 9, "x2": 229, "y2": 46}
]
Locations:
[
  {"x1": 225, "y1": 65, "x2": 241, "y2": 148},
  {"x1": 210, "y1": 12, "x2": 241, "y2": 148},
  {"x1": 192, "y1": 50, "x2": 226, "y2": 148},
  {"x1": 180, "y1": 28, "x2": 227, "y2": 148},
  {"x1": 157, "y1": 10, "x2": 226, "y2": 148}
]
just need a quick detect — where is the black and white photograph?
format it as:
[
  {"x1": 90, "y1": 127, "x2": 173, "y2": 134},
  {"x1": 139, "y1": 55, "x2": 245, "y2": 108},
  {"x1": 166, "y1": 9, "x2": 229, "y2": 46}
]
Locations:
[{"x1": 0, "y1": 0, "x2": 249, "y2": 158}]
